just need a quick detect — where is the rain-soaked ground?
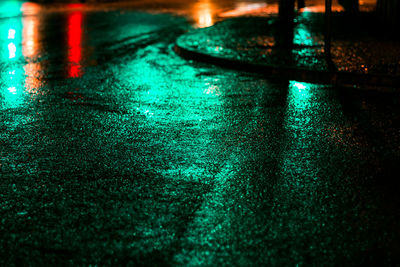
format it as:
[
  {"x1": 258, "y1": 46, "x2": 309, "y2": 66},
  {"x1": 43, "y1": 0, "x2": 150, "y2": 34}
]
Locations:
[{"x1": 1, "y1": 0, "x2": 400, "y2": 265}]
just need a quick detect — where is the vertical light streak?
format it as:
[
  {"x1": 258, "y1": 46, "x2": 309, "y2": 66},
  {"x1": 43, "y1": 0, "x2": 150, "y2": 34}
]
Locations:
[
  {"x1": 22, "y1": 2, "x2": 43, "y2": 93},
  {"x1": 193, "y1": 0, "x2": 214, "y2": 28},
  {"x1": 1, "y1": 2, "x2": 23, "y2": 108},
  {"x1": 67, "y1": 11, "x2": 83, "y2": 78}
]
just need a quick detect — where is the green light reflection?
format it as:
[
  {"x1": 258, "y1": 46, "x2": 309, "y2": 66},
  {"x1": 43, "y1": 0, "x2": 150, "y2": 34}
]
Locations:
[
  {"x1": 286, "y1": 81, "x2": 314, "y2": 122},
  {"x1": 270, "y1": 81, "x2": 331, "y2": 263},
  {"x1": 117, "y1": 45, "x2": 223, "y2": 181},
  {"x1": 120, "y1": 56, "x2": 208, "y2": 121},
  {"x1": 293, "y1": 25, "x2": 314, "y2": 47},
  {"x1": 2, "y1": 68, "x2": 24, "y2": 109},
  {"x1": 281, "y1": 80, "x2": 318, "y2": 182},
  {"x1": 0, "y1": 1, "x2": 22, "y2": 18},
  {"x1": 1, "y1": 8, "x2": 24, "y2": 109}
]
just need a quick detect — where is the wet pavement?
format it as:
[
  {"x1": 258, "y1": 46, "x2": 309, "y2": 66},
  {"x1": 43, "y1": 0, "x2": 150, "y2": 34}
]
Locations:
[
  {"x1": 176, "y1": 12, "x2": 400, "y2": 87},
  {"x1": 1, "y1": 0, "x2": 400, "y2": 266}
]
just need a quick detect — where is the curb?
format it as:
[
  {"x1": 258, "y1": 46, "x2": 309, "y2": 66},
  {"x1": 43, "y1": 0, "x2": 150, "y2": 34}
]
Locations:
[{"x1": 174, "y1": 41, "x2": 400, "y2": 88}]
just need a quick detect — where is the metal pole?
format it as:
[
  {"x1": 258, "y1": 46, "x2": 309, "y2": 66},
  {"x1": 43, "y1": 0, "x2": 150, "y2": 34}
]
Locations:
[
  {"x1": 278, "y1": 0, "x2": 295, "y2": 48},
  {"x1": 325, "y1": 0, "x2": 333, "y2": 66}
]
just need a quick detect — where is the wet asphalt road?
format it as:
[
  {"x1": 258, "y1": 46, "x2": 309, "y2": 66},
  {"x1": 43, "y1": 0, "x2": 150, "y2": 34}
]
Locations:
[{"x1": 1, "y1": 1, "x2": 400, "y2": 266}]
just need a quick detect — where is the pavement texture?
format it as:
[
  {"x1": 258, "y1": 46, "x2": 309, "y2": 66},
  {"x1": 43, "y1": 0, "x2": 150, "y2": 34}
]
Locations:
[
  {"x1": 1, "y1": 1, "x2": 400, "y2": 266},
  {"x1": 175, "y1": 11, "x2": 400, "y2": 87}
]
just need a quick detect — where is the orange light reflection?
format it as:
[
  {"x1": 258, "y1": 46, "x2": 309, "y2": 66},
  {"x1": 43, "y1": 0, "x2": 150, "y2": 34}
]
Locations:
[
  {"x1": 22, "y1": 2, "x2": 43, "y2": 94},
  {"x1": 303, "y1": 5, "x2": 344, "y2": 13},
  {"x1": 193, "y1": 0, "x2": 215, "y2": 28},
  {"x1": 220, "y1": 2, "x2": 277, "y2": 17},
  {"x1": 23, "y1": 15, "x2": 40, "y2": 58},
  {"x1": 24, "y1": 63, "x2": 43, "y2": 93}
]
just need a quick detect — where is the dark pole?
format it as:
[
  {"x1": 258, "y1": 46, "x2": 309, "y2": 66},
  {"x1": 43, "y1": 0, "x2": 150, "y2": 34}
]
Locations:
[
  {"x1": 298, "y1": 0, "x2": 305, "y2": 9},
  {"x1": 278, "y1": 0, "x2": 295, "y2": 48},
  {"x1": 279, "y1": 0, "x2": 295, "y2": 25},
  {"x1": 325, "y1": 0, "x2": 332, "y2": 62}
]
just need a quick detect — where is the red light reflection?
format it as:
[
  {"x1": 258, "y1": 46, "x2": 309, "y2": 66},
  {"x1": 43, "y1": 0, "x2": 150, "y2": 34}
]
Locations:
[{"x1": 67, "y1": 12, "x2": 83, "y2": 78}]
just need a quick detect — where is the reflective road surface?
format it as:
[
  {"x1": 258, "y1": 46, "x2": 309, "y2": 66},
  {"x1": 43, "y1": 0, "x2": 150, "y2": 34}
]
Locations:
[{"x1": 1, "y1": 0, "x2": 399, "y2": 265}]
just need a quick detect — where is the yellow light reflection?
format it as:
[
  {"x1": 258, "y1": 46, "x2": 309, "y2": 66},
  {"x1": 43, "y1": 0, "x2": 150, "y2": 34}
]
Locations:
[{"x1": 193, "y1": 0, "x2": 215, "y2": 28}]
